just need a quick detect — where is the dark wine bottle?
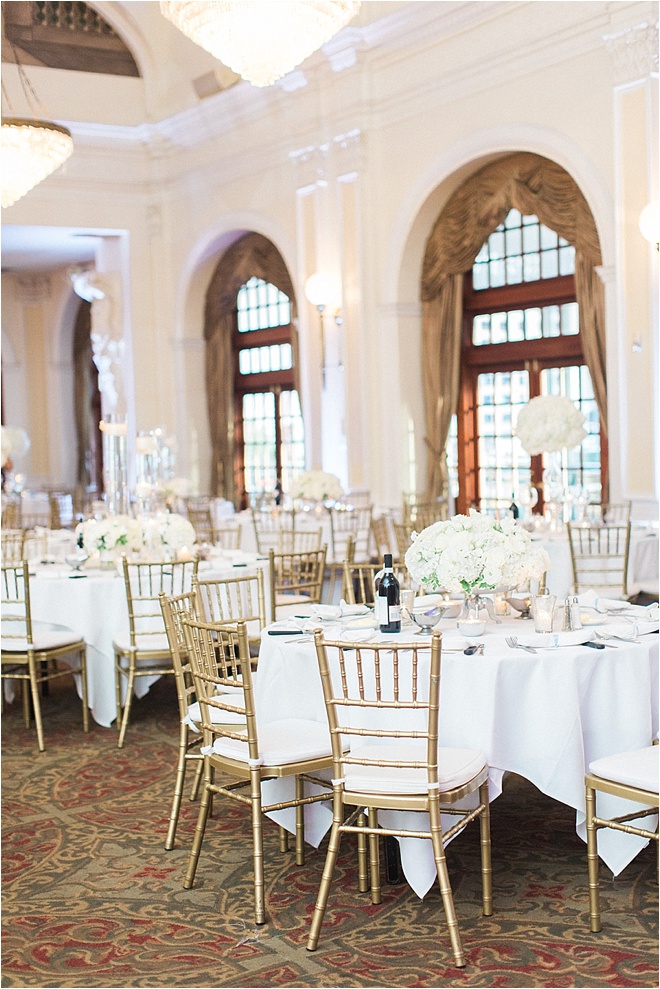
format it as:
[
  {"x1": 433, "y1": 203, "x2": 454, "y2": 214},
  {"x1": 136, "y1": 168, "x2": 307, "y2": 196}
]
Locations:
[
  {"x1": 509, "y1": 495, "x2": 519, "y2": 520},
  {"x1": 377, "y1": 554, "x2": 401, "y2": 633}
]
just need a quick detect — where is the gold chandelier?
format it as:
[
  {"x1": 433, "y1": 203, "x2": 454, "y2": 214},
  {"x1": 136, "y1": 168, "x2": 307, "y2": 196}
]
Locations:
[
  {"x1": 160, "y1": 1, "x2": 361, "y2": 87},
  {"x1": 2, "y1": 117, "x2": 74, "y2": 209}
]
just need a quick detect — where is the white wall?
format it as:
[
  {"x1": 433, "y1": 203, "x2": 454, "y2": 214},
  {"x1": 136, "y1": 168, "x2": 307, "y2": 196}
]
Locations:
[{"x1": 2, "y1": 1, "x2": 657, "y2": 516}]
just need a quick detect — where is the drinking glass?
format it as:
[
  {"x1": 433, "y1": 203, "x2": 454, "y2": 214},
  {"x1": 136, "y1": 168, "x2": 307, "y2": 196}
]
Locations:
[{"x1": 533, "y1": 593, "x2": 556, "y2": 633}]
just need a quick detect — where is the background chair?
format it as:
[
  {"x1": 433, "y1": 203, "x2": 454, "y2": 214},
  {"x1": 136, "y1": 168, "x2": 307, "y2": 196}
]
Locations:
[
  {"x1": 586, "y1": 745, "x2": 658, "y2": 932},
  {"x1": 159, "y1": 589, "x2": 201, "y2": 850},
  {"x1": 307, "y1": 629, "x2": 492, "y2": 966},
  {"x1": 251, "y1": 507, "x2": 296, "y2": 555},
  {"x1": 392, "y1": 520, "x2": 416, "y2": 561},
  {"x1": 269, "y1": 546, "x2": 327, "y2": 620},
  {"x1": 114, "y1": 556, "x2": 199, "y2": 748},
  {"x1": 342, "y1": 559, "x2": 407, "y2": 607},
  {"x1": 2, "y1": 529, "x2": 25, "y2": 564},
  {"x1": 277, "y1": 527, "x2": 322, "y2": 553},
  {"x1": 567, "y1": 522, "x2": 631, "y2": 597},
  {"x1": 402, "y1": 493, "x2": 448, "y2": 527},
  {"x1": 193, "y1": 570, "x2": 267, "y2": 655},
  {"x1": 1, "y1": 561, "x2": 89, "y2": 751},
  {"x1": 212, "y1": 525, "x2": 242, "y2": 551},
  {"x1": 586, "y1": 501, "x2": 632, "y2": 525},
  {"x1": 371, "y1": 515, "x2": 397, "y2": 563},
  {"x1": 329, "y1": 505, "x2": 373, "y2": 564},
  {"x1": 181, "y1": 616, "x2": 333, "y2": 925}
]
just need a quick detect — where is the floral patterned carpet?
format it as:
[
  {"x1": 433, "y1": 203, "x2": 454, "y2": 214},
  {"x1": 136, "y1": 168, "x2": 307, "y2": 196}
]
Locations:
[{"x1": 2, "y1": 675, "x2": 657, "y2": 989}]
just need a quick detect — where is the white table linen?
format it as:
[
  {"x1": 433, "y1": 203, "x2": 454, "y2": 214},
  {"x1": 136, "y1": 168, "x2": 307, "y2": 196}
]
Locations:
[
  {"x1": 22, "y1": 552, "x2": 269, "y2": 728},
  {"x1": 254, "y1": 609, "x2": 658, "y2": 897}
]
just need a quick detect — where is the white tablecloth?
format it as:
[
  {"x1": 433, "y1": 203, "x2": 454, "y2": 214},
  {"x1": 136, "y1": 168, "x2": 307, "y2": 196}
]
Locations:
[
  {"x1": 538, "y1": 524, "x2": 658, "y2": 599},
  {"x1": 23, "y1": 552, "x2": 269, "y2": 728},
  {"x1": 254, "y1": 610, "x2": 658, "y2": 896}
]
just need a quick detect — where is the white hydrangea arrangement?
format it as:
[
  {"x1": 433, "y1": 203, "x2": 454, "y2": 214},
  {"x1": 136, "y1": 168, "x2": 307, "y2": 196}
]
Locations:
[
  {"x1": 514, "y1": 395, "x2": 586, "y2": 456},
  {"x1": 76, "y1": 515, "x2": 142, "y2": 557},
  {"x1": 404, "y1": 510, "x2": 550, "y2": 595},
  {"x1": 140, "y1": 513, "x2": 196, "y2": 559},
  {"x1": 291, "y1": 470, "x2": 344, "y2": 503}
]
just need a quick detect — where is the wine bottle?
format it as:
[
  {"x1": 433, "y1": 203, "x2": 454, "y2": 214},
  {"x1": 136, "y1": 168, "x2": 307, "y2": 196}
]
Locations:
[
  {"x1": 376, "y1": 554, "x2": 401, "y2": 633},
  {"x1": 509, "y1": 495, "x2": 520, "y2": 520}
]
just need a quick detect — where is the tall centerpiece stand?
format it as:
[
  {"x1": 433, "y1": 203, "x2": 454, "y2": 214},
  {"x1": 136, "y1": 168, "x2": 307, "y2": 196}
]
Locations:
[{"x1": 100, "y1": 417, "x2": 129, "y2": 516}]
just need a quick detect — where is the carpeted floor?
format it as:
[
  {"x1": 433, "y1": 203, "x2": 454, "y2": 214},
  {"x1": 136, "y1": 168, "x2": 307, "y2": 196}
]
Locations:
[{"x1": 2, "y1": 674, "x2": 658, "y2": 989}]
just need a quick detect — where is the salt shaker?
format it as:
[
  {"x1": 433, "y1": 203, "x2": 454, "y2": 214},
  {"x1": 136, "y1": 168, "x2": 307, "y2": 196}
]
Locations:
[
  {"x1": 570, "y1": 595, "x2": 582, "y2": 630},
  {"x1": 562, "y1": 599, "x2": 573, "y2": 631}
]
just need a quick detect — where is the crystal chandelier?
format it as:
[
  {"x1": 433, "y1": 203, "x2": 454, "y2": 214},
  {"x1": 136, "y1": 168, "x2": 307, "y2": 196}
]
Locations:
[
  {"x1": 2, "y1": 117, "x2": 74, "y2": 209},
  {"x1": 160, "y1": 1, "x2": 361, "y2": 87}
]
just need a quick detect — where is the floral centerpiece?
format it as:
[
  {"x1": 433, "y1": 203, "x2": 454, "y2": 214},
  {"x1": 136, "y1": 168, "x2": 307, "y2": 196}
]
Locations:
[
  {"x1": 514, "y1": 395, "x2": 586, "y2": 455},
  {"x1": 75, "y1": 514, "x2": 142, "y2": 561},
  {"x1": 404, "y1": 510, "x2": 550, "y2": 596},
  {"x1": 291, "y1": 470, "x2": 344, "y2": 503},
  {"x1": 140, "y1": 513, "x2": 195, "y2": 560}
]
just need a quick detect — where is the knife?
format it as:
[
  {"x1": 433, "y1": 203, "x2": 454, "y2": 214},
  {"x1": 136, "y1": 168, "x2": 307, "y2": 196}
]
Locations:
[
  {"x1": 268, "y1": 629, "x2": 304, "y2": 636},
  {"x1": 581, "y1": 640, "x2": 608, "y2": 649}
]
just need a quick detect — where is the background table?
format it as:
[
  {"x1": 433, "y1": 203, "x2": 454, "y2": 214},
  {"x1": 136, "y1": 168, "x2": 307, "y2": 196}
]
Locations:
[
  {"x1": 25, "y1": 552, "x2": 269, "y2": 728},
  {"x1": 254, "y1": 610, "x2": 658, "y2": 896}
]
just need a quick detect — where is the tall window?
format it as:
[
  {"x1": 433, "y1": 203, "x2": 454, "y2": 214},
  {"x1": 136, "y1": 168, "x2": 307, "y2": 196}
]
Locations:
[
  {"x1": 233, "y1": 276, "x2": 305, "y2": 508},
  {"x1": 452, "y1": 209, "x2": 605, "y2": 514}
]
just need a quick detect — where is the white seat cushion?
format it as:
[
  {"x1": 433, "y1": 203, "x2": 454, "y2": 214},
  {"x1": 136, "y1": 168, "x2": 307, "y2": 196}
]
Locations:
[
  {"x1": 209, "y1": 718, "x2": 334, "y2": 766},
  {"x1": 344, "y1": 743, "x2": 487, "y2": 795},
  {"x1": 589, "y1": 746, "x2": 659, "y2": 794},
  {"x1": 1, "y1": 629, "x2": 83, "y2": 652},
  {"x1": 113, "y1": 634, "x2": 170, "y2": 654}
]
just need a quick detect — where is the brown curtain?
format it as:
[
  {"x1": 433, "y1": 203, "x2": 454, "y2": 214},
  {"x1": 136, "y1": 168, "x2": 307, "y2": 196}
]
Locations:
[
  {"x1": 204, "y1": 232, "x2": 298, "y2": 499},
  {"x1": 420, "y1": 152, "x2": 606, "y2": 499}
]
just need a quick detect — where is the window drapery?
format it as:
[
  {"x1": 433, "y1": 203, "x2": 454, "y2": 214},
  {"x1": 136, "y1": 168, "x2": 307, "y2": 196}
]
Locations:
[
  {"x1": 204, "y1": 233, "x2": 298, "y2": 500},
  {"x1": 420, "y1": 152, "x2": 605, "y2": 500}
]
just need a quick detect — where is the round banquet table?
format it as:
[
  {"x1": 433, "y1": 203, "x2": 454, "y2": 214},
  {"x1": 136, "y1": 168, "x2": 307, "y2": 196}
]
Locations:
[
  {"x1": 23, "y1": 551, "x2": 270, "y2": 728},
  {"x1": 253, "y1": 606, "x2": 658, "y2": 898}
]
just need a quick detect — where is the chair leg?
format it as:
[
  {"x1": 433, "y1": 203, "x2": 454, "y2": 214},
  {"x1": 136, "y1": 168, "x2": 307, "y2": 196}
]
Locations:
[
  {"x1": 279, "y1": 827, "x2": 290, "y2": 853},
  {"x1": 307, "y1": 794, "x2": 344, "y2": 951},
  {"x1": 165, "y1": 723, "x2": 189, "y2": 850},
  {"x1": 28, "y1": 656, "x2": 46, "y2": 752},
  {"x1": 249, "y1": 767, "x2": 266, "y2": 925},
  {"x1": 357, "y1": 812, "x2": 369, "y2": 893},
  {"x1": 114, "y1": 650, "x2": 123, "y2": 732},
  {"x1": 479, "y1": 780, "x2": 493, "y2": 916},
  {"x1": 117, "y1": 663, "x2": 136, "y2": 749},
  {"x1": 367, "y1": 807, "x2": 381, "y2": 905},
  {"x1": 189, "y1": 756, "x2": 204, "y2": 802},
  {"x1": 183, "y1": 760, "x2": 213, "y2": 889},
  {"x1": 295, "y1": 776, "x2": 305, "y2": 866},
  {"x1": 429, "y1": 800, "x2": 465, "y2": 968},
  {"x1": 21, "y1": 677, "x2": 31, "y2": 728},
  {"x1": 586, "y1": 783, "x2": 602, "y2": 932},
  {"x1": 79, "y1": 648, "x2": 89, "y2": 734}
]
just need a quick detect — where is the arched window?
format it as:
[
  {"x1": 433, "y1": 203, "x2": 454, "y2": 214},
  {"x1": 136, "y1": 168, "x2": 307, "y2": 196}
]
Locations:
[
  {"x1": 450, "y1": 208, "x2": 605, "y2": 513},
  {"x1": 233, "y1": 276, "x2": 305, "y2": 507}
]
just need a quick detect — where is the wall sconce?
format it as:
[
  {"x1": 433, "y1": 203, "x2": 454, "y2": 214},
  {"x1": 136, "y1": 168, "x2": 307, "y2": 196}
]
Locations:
[
  {"x1": 639, "y1": 201, "x2": 659, "y2": 250},
  {"x1": 304, "y1": 273, "x2": 341, "y2": 388}
]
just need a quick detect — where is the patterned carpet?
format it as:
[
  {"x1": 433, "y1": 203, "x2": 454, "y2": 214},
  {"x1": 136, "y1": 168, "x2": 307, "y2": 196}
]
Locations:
[{"x1": 2, "y1": 675, "x2": 658, "y2": 989}]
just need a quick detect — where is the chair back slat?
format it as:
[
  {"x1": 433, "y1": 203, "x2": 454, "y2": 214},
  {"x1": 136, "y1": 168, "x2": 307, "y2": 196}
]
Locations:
[
  {"x1": 567, "y1": 522, "x2": 631, "y2": 597},
  {"x1": 269, "y1": 546, "x2": 327, "y2": 618},
  {"x1": 314, "y1": 631, "x2": 441, "y2": 788},
  {"x1": 193, "y1": 570, "x2": 266, "y2": 644},
  {"x1": 122, "y1": 556, "x2": 199, "y2": 645},
  {"x1": 1, "y1": 561, "x2": 33, "y2": 645},
  {"x1": 159, "y1": 590, "x2": 197, "y2": 720}
]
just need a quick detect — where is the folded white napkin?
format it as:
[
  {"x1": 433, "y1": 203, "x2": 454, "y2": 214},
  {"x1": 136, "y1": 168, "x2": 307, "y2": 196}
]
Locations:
[{"x1": 310, "y1": 601, "x2": 370, "y2": 621}]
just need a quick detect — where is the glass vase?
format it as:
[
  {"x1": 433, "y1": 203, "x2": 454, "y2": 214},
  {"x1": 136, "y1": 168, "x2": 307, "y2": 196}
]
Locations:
[{"x1": 100, "y1": 417, "x2": 128, "y2": 516}]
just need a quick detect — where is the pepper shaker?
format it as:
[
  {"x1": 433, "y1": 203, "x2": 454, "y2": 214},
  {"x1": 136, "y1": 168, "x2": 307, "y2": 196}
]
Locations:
[
  {"x1": 562, "y1": 598, "x2": 573, "y2": 631},
  {"x1": 570, "y1": 595, "x2": 582, "y2": 630}
]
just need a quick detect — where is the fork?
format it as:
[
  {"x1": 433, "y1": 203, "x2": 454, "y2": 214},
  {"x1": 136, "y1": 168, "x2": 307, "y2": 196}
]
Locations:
[
  {"x1": 505, "y1": 635, "x2": 537, "y2": 654},
  {"x1": 595, "y1": 629, "x2": 640, "y2": 644}
]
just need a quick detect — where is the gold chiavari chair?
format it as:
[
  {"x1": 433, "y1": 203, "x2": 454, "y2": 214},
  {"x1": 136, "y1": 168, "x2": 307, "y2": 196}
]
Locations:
[
  {"x1": 1, "y1": 561, "x2": 89, "y2": 752},
  {"x1": 371, "y1": 515, "x2": 397, "y2": 563},
  {"x1": 567, "y1": 522, "x2": 632, "y2": 598},
  {"x1": 114, "y1": 556, "x2": 199, "y2": 748},
  {"x1": 586, "y1": 501, "x2": 632, "y2": 526},
  {"x1": 48, "y1": 491, "x2": 75, "y2": 529},
  {"x1": 268, "y1": 546, "x2": 327, "y2": 620},
  {"x1": 342, "y1": 559, "x2": 407, "y2": 607},
  {"x1": 307, "y1": 630, "x2": 493, "y2": 966},
  {"x1": 402, "y1": 494, "x2": 448, "y2": 526},
  {"x1": 2, "y1": 501, "x2": 22, "y2": 529},
  {"x1": 193, "y1": 570, "x2": 267, "y2": 656},
  {"x1": 586, "y1": 745, "x2": 658, "y2": 932},
  {"x1": 277, "y1": 527, "x2": 323, "y2": 553},
  {"x1": 251, "y1": 507, "x2": 296, "y2": 555},
  {"x1": 392, "y1": 520, "x2": 415, "y2": 561},
  {"x1": 2, "y1": 529, "x2": 25, "y2": 564},
  {"x1": 159, "y1": 590, "x2": 203, "y2": 850},
  {"x1": 329, "y1": 505, "x2": 373, "y2": 563},
  {"x1": 184, "y1": 498, "x2": 216, "y2": 545},
  {"x1": 181, "y1": 616, "x2": 334, "y2": 925}
]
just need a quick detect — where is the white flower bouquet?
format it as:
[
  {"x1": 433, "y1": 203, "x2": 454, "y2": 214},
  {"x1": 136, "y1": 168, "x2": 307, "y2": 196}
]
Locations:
[
  {"x1": 291, "y1": 470, "x2": 344, "y2": 503},
  {"x1": 404, "y1": 510, "x2": 550, "y2": 595},
  {"x1": 514, "y1": 395, "x2": 586, "y2": 456},
  {"x1": 140, "y1": 513, "x2": 195, "y2": 559},
  {"x1": 75, "y1": 514, "x2": 142, "y2": 557}
]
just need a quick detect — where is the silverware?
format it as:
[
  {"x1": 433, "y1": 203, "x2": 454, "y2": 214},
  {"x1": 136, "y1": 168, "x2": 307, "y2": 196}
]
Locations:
[
  {"x1": 505, "y1": 635, "x2": 537, "y2": 654},
  {"x1": 595, "y1": 630, "x2": 639, "y2": 644},
  {"x1": 463, "y1": 643, "x2": 484, "y2": 655}
]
